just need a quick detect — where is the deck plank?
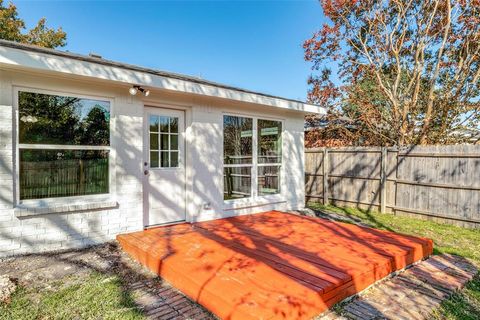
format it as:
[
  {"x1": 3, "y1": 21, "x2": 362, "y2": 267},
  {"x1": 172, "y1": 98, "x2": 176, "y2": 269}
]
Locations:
[
  {"x1": 218, "y1": 211, "x2": 432, "y2": 268},
  {"x1": 117, "y1": 211, "x2": 433, "y2": 320}
]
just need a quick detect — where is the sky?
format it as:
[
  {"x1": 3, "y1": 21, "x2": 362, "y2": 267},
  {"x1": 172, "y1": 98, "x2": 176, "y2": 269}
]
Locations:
[{"x1": 14, "y1": 0, "x2": 327, "y2": 102}]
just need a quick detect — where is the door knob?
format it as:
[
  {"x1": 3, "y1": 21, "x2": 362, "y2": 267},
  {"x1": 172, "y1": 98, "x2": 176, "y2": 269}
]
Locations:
[{"x1": 144, "y1": 170, "x2": 149, "y2": 175}]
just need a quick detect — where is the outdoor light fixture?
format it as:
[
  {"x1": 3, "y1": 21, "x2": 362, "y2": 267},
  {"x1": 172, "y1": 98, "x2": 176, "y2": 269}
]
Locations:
[
  {"x1": 128, "y1": 86, "x2": 138, "y2": 95},
  {"x1": 129, "y1": 85, "x2": 150, "y2": 97}
]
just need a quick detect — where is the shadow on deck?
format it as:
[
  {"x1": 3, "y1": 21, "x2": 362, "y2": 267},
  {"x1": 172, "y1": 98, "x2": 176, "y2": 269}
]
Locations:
[{"x1": 117, "y1": 211, "x2": 433, "y2": 320}]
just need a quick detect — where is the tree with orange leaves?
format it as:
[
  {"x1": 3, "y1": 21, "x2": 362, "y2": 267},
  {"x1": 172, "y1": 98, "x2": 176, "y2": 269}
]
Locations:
[{"x1": 304, "y1": 0, "x2": 479, "y2": 146}]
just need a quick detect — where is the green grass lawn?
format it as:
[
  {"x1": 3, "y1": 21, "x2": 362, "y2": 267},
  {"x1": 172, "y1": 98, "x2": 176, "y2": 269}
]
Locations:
[
  {"x1": 307, "y1": 202, "x2": 480, "y2": 320},
  {"x1": 0, "y1": 272, "x2": 144, "y2": 320}
]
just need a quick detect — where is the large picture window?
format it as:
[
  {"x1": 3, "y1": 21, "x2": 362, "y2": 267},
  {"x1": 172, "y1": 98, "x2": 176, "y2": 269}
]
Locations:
[
  {"x1": 18, "y1": 91, "x2": 110, "y2": 200},
  {"x1": 223, "y1": 115, "x2": 282, "y2": 200}
]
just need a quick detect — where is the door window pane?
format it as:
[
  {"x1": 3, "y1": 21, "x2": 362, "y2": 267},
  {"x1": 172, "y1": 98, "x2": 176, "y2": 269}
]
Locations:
[
  {"x1": 160, "y1": 116, "x2": 169, "y2": 133},
  {"x1": 149, "y1": 116, "x2": 159, "y2": 132},
  {"x1": 258, "y1": 165, "x2": 280, "y2": 195},
  {"x1": 161, "y1": 152, "x2": 169, "y2": 167},
  {"x1": 160, "y1": 134, "x2": 169, "y2": 150},
  {"x1": 170, "y1": 117, "x2": 178, "y2": 133},
  {"x1": 223, "y1": 115, "x2": 253, "y2": 165},
  {"x1": 20, "y1": 149, "x2": 109, "y2": 200},
  {"x1": 258, "y1": 119, "x2": 282, "y2": 164},
  {"x1": 170, "y1": 135, "x2": 178, "y2": 150},
  {"x1": 19, "y1": 91, "x2": 110, "y2": 146},
  {"x1": 171, "y1": 151, "x2": 179, "y2": 167},
  {"x1": 224, "y1": 167, "x2": 251, "y2": 200},
  {"x1": 150, "y1": 151, "x2": 159, "y2": 168},
  {"x1": 150, "y1": 133, "x2": 159, "y2": 150}
]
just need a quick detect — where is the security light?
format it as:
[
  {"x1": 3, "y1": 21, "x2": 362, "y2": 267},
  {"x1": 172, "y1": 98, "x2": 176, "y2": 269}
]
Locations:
[
  {"x1": 129, "y1": 85, "x2": 150, "y2": 97},
  {"x1": 129, "y1": 87, "x2": 138, "y2": 95}
]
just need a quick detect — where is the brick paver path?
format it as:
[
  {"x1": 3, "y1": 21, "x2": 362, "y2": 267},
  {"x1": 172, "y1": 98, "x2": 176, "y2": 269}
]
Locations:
[
  {"x1": 128, "y1": 279, "x2": 214, "y2": 320},
  {"x1": 323, "y1": 254, "x2": 477, "y2": 320}
]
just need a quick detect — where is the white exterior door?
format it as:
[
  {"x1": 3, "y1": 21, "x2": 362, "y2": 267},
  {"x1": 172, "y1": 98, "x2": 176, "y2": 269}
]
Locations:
[{"x1": 143, "y1": 107, "x2": 186, "y2": 226}]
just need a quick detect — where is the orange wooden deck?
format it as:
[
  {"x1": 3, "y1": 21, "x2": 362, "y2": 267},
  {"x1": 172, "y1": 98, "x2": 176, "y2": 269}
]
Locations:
[{"x1": 117, "y1": 211, "x2": 433, "y2": 320}]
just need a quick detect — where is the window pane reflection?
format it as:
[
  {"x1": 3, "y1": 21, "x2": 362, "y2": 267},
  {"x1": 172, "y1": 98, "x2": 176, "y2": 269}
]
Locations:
[
  {"x1": 20, "y1": 149, "x2": 109, "y2": 200},
  {"x1": 258, "y1": 165, "x2": 280, "y2": 195},
  {"x1": 223, "y1": 115, "x2": 253, "y2": 165},
  {"x1": 224, "y1": 167, "x2": 251, "y2": 200},
  {"x1": 258, "y1": 119, "x2": 282, "y2": 164},
  {"x1": 19, "y1": 91, "x2": 110, "y2": 146}
]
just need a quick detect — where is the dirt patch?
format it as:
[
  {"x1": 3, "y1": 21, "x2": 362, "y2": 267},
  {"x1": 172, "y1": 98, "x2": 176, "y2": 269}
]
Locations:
[
  {"x1": 0, "y1": 243, "x2": 161, "y2": 289},
  {"x1": 0, "y1": 276, "x2": 17, "y2": 303}
]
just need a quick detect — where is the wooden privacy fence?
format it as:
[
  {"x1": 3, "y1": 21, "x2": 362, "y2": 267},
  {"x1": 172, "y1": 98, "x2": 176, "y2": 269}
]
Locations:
[{"x1": 305, "y1": 145, "x2": 480, "y2": 228}]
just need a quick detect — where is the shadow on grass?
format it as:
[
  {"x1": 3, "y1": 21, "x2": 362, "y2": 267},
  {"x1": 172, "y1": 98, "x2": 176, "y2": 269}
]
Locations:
[
  {"x1": 306, "y1": 202, "x2": 395, "y2": 232},
  {"x1": 305, "y1": 202, "x2": 480, "y2": 320}
]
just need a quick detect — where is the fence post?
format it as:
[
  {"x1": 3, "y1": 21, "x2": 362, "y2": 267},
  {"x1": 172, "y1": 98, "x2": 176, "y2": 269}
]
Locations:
[
  {"x1": 323, "y1": 148, "x2": 329, "y2": 205},
  {"x1": 380, "y1": 147, "x2": 387, "y2": 213}
]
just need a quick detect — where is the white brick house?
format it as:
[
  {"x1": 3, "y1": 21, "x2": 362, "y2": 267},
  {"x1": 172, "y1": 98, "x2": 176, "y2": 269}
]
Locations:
[{"x1": 0, "y1": 40, "x2": 324, "y2": 257}]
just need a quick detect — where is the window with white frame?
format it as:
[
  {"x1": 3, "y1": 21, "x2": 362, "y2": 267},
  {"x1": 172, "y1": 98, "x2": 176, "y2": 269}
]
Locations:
[
  {"x1": 223, "y1": 115, "x2": 282, "y2": 200},
  {"x1": 18, "y1": 91, "x2": 110, "y2": 200}
]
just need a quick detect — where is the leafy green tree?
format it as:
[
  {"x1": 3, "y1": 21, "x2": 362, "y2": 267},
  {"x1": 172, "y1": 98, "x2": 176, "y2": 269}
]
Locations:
[
  {"x1": 78, "y1": 106, "x2": 110, "y2": 146},
  {"x1": 19, "y1": 92, "x2": 110, "y2": 147},
  {"x1": 0, "y1": 0, "x2": 66, "y2": 48},
  {"x1": 18, "y1": 92, "x2": 80, "y2": 144}
]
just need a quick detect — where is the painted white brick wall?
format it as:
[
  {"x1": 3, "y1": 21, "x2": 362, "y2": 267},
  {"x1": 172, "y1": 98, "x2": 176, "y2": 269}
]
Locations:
[
  {"x1": 0, "y1": 69, "x2": 307, "y2": 258},
  {"x1": 0, "y1": 71, "x2": 144, "y2": 258}
]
